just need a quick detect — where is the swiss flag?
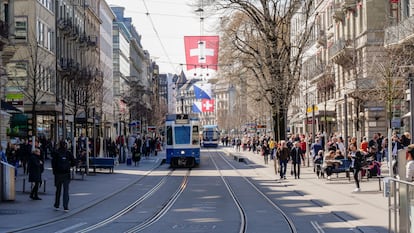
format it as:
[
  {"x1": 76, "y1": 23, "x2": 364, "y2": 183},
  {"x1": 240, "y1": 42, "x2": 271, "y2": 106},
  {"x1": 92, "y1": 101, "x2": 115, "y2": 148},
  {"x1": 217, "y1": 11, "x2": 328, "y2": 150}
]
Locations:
[
  {"x1": 201, "y1": 99, "x2": 215, "y2": 112},
  {"x1": 184, "y1": 36, "x2": 219, "y2": 71}
]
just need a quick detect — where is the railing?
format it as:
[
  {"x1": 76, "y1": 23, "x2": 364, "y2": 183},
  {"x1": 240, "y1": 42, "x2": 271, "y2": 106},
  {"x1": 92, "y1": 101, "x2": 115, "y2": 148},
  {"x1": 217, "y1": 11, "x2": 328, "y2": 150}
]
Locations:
[
  {"x1": 384, "y1": 16, "x2": 414, "y2": 46},
  {"x1": 328, "y1": 39, "x2": 353, "y2": 58},
  {"x1": 87, "y1": 36, "x2": 98, "y2": 47},
  {"x1": 384, "y1": 177, "x2": 414, "y2": 233}
]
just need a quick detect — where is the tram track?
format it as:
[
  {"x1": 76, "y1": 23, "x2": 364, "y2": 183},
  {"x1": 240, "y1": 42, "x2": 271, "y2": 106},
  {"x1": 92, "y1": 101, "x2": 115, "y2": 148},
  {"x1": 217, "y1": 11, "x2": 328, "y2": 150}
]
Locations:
[
  {"x1": 11, "y1": 163, "x2": 165, "y2": 233},
  {"x1": 75, "y1": 169, "x2": 180, "y2": 233},
  {"x1": 123, "y1": 169, "x2": 191, "y2": 233},
  {"x1": 209, "y1": 149, "x2": 297, "y2": 233}
]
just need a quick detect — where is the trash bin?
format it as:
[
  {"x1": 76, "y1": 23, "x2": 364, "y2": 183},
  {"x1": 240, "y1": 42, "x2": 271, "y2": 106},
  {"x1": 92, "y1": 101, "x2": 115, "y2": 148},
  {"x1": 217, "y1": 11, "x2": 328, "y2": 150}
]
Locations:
[{"x1": 1, "y1": 161, "x2": 15, "y2": 201}]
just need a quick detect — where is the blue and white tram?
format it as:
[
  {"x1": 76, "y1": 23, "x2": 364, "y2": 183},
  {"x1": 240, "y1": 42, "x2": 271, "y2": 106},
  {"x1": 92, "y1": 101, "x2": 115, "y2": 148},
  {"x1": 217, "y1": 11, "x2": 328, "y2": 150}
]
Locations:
[
  {"x1": 201, "y1": 125, "x2": 220, "y2": 147},
  {"x1": 165, "y1": 114, "x2": 200, "y2": 168}
]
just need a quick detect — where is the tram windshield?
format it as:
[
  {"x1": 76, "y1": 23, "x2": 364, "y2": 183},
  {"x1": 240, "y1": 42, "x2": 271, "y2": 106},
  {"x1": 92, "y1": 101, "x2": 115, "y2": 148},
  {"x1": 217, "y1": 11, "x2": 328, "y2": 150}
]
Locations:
[
  {"x1": 175, "y1": 126, "x2": 191, "y2": 144},
  {"x1": 166, "y1": 126, "x2": 172, "y2": 145}
]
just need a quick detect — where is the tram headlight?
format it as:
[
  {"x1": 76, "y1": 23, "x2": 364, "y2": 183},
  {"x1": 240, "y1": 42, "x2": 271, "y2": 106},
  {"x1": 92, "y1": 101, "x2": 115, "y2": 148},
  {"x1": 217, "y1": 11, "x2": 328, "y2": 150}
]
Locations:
[{"x1": 181, "y1": 150, "x2": 185, "y2": 155}]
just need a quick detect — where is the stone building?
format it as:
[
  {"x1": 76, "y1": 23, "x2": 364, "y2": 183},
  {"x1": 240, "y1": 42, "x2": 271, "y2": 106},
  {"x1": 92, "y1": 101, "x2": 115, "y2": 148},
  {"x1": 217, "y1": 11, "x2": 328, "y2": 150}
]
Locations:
[{"x1": 289, "y1": 0, "x2": 389, "y2": 143}]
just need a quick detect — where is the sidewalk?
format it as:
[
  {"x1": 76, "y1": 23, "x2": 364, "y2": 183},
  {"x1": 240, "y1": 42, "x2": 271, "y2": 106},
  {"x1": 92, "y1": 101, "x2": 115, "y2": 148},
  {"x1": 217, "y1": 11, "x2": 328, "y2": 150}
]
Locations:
[
  {"x1": 223, "y1": 146, "x2": 389, "y2": 233},
  {"x1": 0, "y1": 153, "x2": 165, "y2": 233}
]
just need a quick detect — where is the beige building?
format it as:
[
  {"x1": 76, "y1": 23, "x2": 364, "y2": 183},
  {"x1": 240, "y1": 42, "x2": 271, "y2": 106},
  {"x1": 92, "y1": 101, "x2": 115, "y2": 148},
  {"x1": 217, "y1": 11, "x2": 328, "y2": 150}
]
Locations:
[
  {"x1": 56, "y1": 0, "x2": 102, "y2": 140},
  {"x1": 5, "y1": 0, "x2": 58, "y2": 139},
  {"x1": 290, "y1": 0, "x2": 389, "y2": 142}
]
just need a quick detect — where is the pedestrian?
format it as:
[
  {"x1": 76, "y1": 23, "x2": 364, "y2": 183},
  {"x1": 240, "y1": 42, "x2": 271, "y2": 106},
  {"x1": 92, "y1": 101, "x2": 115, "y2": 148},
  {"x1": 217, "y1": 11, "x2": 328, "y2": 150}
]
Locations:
[
  {"x1": 28, "y1": 148, "x2": 44, "y2": 200},
  {"x1": 0, "y1": 145, "x2": 7, "y2": 162},
  {"x1": 276, "y1": 140, "x2": 290, "y2": 179},
  {"x1": 348, "y1": 143, "x2": 364, "y2": 192},
  {"x1": 290, "y1": 141, "x2": 304, "y2": 179},
  {"x1": 52, "y1": 141, "x2": 75, "y2": 212},
  {"x1": 314, "y1": 150, "x2": 324, "y2": 178},
  {"x1": 406, "y1": 144, "x2": 414, "y2": 182},
  {"x1": 261, "y1": 141, "x2": 270, "y2": 165},
  {"x1": 131, "y1": 143, "x2": 141, "y2": 166}
]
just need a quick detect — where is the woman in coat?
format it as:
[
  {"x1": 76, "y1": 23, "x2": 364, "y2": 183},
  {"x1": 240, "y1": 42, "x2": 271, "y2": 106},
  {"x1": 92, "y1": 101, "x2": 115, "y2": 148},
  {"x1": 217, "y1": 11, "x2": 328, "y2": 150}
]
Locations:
[
  {"x1": 348, "y1": 143, "x2": 364, "y2": 193},
  {"x1": 28, "y1": 148, "x2": 43, "y2": 200}
]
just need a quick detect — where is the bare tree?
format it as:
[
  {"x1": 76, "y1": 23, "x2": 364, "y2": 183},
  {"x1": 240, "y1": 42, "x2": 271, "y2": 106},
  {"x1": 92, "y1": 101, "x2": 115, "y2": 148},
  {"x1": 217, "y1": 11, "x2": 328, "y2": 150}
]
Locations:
[
  {"x1": 370, "y1": 45, "x2": 414, "y2": 128},
  {"x1": 203, "y1": 0, "x2": 316, "y2": 141},
  {"x1": 6, "y1": 30, "x2": 56, "y2": 138}
]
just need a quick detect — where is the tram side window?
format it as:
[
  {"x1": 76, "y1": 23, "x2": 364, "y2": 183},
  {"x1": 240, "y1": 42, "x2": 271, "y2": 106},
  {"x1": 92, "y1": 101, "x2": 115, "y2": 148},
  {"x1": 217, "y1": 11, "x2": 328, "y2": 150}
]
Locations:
[
  {"x1": 166, "y1": 126, "x2": 173, "y2": 145},
  {"x1": 192, "y1": 126, "x2": 199, "y2": 145},
  {"x1": 175, "y1": 126, "x2": 191, "y2": 144}
]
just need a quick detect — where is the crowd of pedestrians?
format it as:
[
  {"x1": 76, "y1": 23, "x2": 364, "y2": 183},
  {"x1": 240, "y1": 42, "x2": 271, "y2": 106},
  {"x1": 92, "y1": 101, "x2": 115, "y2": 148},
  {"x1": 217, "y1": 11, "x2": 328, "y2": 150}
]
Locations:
[{"x1": 226, "y1": 130, "x2": 414, "y2": 193}]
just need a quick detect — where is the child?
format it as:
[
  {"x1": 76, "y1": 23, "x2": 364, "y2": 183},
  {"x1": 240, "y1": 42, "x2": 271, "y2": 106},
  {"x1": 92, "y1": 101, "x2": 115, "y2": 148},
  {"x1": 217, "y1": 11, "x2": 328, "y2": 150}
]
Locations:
[{"x1": 314, "y1": 150, "x2": 324, "y2": 178}]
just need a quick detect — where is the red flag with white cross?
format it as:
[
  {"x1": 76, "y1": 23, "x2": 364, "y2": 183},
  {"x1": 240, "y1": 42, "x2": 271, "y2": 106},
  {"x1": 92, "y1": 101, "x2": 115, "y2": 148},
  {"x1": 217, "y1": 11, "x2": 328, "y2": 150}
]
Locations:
[
  {"x1": 184, "y1": 36, "x2": 219, "y2": 71},
  {"x1": 201, "y1": 99, "x2": 215, "y2": 112}
]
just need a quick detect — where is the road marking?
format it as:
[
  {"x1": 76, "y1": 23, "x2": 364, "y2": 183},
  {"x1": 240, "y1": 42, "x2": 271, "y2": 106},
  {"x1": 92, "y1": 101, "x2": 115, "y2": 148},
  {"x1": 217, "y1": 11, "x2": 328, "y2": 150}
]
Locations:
[
  {"x1": 310, "y1": 221, "x2": 324, "y2": 233},
  {"x1": 55, "y1": 222, "x2": 87, "y2": 233}
]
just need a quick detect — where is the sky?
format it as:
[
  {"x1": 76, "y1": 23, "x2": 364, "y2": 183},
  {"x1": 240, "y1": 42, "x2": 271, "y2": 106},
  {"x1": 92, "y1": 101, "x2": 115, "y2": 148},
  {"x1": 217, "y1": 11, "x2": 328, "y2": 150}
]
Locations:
[{"x1": 105, "y1": 0, "x2": 219, "y2": 75}]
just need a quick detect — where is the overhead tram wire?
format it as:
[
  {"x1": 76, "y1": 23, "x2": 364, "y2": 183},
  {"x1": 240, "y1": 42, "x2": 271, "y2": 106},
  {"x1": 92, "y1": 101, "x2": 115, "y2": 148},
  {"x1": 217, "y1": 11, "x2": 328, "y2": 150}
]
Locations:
[{"x1": 142, "y1": 0, "x2": 178, "y2": 74}]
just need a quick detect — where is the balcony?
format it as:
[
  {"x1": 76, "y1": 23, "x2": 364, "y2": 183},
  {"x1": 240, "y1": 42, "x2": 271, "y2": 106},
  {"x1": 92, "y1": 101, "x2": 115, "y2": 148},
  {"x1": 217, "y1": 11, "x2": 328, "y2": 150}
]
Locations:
[
  {"x1": 76, "y1": 34, "x2": 87, "y2": 47},
  {"x1": 332, "y1": 4, "x2": 345, "y2": 23},
  {"x1": 329, "y1": 39, "x2": 354, "y2": 69},
  {"x1": 87, "y1": 36, "x2": 98, "y2": 48},
  {"x1": 69, "y1": 26, "x2": 80, "y2": 41},
  {"x1": 384, "y1": 16, "x2": 414, "y2": 47},
  {"x1": 57, "y1": 18, "x2": 72, "y2": 34},
  {"x1": 342, "y1": 0, "x2": 356, "y2": 12}
]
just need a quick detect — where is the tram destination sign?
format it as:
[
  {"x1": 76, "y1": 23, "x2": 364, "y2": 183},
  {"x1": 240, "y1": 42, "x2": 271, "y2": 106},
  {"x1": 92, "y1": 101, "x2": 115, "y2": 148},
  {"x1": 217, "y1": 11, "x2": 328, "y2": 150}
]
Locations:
[{"x1": 176, "y1": 114, "x2": 189, "y2": 124}]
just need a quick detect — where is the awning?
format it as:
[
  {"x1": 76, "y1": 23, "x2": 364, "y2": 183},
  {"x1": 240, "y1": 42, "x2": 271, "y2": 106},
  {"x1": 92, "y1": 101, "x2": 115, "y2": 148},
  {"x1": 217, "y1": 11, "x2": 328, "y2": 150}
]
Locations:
[{"x1": 1, "y1": 100, "x2": 22, "y2": 113}]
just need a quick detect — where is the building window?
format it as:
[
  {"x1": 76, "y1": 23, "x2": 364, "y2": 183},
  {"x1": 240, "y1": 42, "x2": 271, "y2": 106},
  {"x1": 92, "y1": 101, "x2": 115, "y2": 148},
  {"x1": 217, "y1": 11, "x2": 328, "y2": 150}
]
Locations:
[
  {"x1": 38, "y1": 0, "x2": 54, "y2": 12},
  {"x1": 15, "y1": 17, "x2": 28, "y2": 42},
  {"x1": 37, "y1": 20, "x2": 45, "y2": 46}
]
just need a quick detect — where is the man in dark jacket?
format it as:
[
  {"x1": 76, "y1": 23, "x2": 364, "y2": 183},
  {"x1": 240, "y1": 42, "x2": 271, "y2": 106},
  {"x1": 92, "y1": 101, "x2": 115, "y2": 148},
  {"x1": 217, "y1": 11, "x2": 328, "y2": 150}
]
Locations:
[
  {"x1": 28, "y1": 148, "x2": 43, "y2": 200},
  {"x1": 52, "y1": 141, "x2": 75, "y2": 212},
  {"x1": 290, "y1": 142, "x2": 304, "y2": 179}
]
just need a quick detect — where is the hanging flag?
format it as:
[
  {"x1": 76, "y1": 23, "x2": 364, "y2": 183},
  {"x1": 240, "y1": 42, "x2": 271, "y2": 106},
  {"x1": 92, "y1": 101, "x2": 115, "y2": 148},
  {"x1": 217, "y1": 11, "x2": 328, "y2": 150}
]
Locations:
[
  {"x1": 202, "y1": 99, "x2": 215, "y2": 112},
  {"x1": 192, "y1": 101, "x2": 202, "y2": 113},
  {"x1": 193, "y1": 83, "x2": 212, "y2": 99},
  {"x1": 184, "y1": 36, "x2": 219, "y2": 71}
]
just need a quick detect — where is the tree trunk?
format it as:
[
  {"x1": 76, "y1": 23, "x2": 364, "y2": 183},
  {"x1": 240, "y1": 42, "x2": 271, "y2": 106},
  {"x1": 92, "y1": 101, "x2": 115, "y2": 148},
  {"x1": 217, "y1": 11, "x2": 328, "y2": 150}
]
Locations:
[{"x1": 273, "y1": 107, "x2": 287, "y2": 142}]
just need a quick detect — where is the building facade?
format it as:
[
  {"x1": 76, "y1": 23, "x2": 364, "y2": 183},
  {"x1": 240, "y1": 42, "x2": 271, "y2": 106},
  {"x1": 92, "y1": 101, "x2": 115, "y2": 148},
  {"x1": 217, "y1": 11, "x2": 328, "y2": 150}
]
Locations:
[
  {"x1": 100, "y1": 0, "x2": 115, "y2": 141},
  {"x1": 289, "y1": 0, "x2": 389, "y2": 143}
]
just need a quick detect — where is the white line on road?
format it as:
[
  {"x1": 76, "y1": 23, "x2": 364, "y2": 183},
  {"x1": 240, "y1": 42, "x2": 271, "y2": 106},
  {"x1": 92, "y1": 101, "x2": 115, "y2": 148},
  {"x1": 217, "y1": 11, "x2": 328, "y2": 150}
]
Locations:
[
  {"x1": 54, "y1": 222, "x2": 88, "y2": 233},
  {"x1": 310, "y1": 221, "x2": 325, "y2": 233}
]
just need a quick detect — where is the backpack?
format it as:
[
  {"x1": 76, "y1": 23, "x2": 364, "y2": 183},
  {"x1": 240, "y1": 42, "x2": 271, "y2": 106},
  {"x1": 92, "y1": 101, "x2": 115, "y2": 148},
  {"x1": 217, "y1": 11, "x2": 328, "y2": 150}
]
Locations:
[{"x1": 55, "y1": 151, "x2": 72, "y2": 173}]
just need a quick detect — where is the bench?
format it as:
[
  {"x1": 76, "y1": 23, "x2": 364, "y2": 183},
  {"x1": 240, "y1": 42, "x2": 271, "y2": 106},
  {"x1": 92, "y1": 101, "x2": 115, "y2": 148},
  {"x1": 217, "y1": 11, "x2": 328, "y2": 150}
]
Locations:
[
  {"x1": 78, "y1": 157, "x2": 115, "y2": 173},
  {"x1": 328, "y1": 159, "x2": 352, "y2": 181}
]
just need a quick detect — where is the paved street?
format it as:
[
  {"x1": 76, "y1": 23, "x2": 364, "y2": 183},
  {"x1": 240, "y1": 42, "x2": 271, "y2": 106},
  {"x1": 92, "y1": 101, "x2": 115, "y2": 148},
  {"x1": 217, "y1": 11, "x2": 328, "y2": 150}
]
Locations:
[{"x1": 0, "y1": 147, "x2": 390, "y2": 233}]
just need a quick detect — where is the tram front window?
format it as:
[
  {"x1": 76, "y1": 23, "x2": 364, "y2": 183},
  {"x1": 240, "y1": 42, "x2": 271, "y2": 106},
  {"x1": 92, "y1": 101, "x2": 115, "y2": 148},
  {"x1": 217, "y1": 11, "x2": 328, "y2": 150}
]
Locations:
[
  {"x1": 175, "y1": 126, "x2": 191, "y2": 144},
  {"x1": 166, "y1": 126, "x2": 173, "y2": 145}
]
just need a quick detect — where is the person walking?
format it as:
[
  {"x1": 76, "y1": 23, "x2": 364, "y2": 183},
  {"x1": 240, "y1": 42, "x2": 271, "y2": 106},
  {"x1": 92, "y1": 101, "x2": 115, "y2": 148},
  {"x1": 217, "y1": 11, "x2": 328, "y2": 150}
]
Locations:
[
  {"x1": 348, "y1": 143, "x2": 364, "y2": 192},
  {"x1": 276, "y1": 140, "x2": 290, "y2": 179},
  {"x1": 131, "y1": 143, "x2": 141, "y2": 166},
  {"x1": 290, "y1": 142, "x2": 304, "y2": 179},
  {"x1": 262, "y1": 141, "x2": 270, "y2": 165},
  {"x1": 28, "y1": 148, "x2": 44, "y2": 200},
  {"x1": 52, "y1": 141, "x2": 75, "y2": 212}
]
